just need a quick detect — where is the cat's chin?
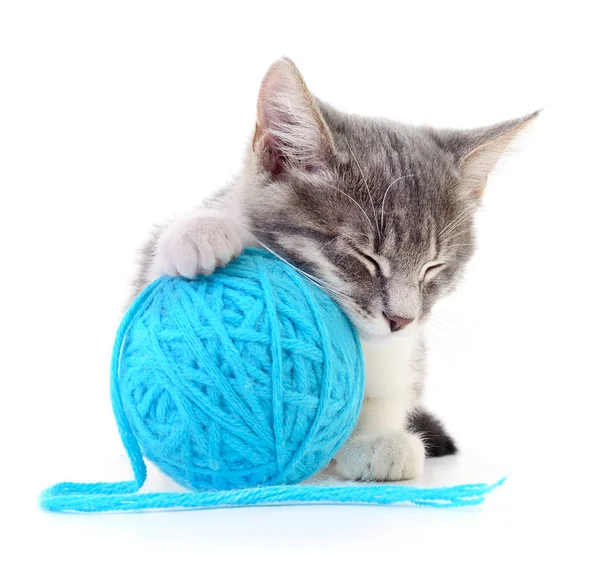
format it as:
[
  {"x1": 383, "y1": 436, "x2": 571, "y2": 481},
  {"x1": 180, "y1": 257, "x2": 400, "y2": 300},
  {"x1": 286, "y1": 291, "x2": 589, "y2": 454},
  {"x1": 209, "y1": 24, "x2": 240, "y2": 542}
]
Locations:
[
  {"x1": 355, "y1": 320, "x2": 422, "y2": 344},
  {"x1": 347, "y1": 317, "x2": 390, "y2": 342}
]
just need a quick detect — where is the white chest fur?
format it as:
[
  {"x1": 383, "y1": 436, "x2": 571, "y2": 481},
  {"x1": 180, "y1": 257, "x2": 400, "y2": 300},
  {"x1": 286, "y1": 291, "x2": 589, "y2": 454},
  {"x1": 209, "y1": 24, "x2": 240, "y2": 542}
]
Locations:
[
  {"x1": 360, "y1": 328, "x2": 422, "y2": 399},
  {"x1": 356, "y1": 328, "x2": 422, "y2": 435}
]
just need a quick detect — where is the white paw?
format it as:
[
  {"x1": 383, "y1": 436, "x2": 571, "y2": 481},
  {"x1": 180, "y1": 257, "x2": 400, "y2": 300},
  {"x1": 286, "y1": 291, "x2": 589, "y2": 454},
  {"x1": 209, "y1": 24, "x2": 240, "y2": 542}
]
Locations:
[
  {"x1": 334, "y1": 430, "x2": 425, "y2": 481},
  {"x1": 150, "y1": 212, "x2": 244, "y2": 279}
]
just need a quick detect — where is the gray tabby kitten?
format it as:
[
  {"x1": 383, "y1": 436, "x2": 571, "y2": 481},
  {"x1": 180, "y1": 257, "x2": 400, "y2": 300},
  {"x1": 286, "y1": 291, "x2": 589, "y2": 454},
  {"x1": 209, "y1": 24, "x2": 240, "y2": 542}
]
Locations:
[{"x1": 135, "y1": 58, "x2": 536, "y2": 481}]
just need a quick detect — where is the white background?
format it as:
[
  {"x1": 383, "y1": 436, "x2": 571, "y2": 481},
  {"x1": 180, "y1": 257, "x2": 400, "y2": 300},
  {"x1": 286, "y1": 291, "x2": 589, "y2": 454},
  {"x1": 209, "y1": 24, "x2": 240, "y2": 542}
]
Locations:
[{"x1": 1, "y1": 1, "x2": 598, "y2": 576}]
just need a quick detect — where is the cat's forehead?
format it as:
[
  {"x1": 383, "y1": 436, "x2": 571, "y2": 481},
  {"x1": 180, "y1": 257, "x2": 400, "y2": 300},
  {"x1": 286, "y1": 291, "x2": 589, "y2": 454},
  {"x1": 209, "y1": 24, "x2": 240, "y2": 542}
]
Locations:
[
  {"x1": 326, "y1": 117, "x2": 458, "y2": 200},
  {"x1": 285, "y1": 104, "x2": 470, "y2": 249}
]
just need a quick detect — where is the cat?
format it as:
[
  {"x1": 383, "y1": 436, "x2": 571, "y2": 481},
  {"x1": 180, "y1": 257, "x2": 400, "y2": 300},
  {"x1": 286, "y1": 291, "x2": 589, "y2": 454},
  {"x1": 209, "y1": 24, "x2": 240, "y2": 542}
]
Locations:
[{"x1": 134, "y1": 58, "x2": 537, "y2": 481}]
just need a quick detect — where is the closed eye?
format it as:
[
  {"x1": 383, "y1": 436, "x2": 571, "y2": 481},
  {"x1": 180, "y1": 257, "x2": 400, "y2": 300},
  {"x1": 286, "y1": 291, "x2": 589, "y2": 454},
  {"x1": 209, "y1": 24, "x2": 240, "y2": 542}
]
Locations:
[
  {"x1": 358, "y1": 250, "x2": 380, "y2": 270},
  {"x1": 349, "y1": 246, "x2": 382, "y2": 277},
  {"x1": 420, "y1": 261, "x2": 446, "y2": 283}
]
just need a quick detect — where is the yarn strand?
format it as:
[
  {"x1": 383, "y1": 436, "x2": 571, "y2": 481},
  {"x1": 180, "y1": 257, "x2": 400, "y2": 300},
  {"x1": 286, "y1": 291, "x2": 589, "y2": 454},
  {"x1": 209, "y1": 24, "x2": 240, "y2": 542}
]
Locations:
[{"x1": 40, "y1": 478, "x2": 506, "y2": 513}]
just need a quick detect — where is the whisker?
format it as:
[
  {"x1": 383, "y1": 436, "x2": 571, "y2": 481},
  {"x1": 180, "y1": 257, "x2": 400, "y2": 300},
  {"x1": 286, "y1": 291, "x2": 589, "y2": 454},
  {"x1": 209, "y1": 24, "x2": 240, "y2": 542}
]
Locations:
[
  {"x1": 427, "y1": 317, "x2": 463, "y2": 338},
  {"x1": 248, "y1": 229, "x2": 357, "y2": 303},
  {"x1": 344, "y1": 136, "x2": 380, "y2": 240},
  {"x1": 324, "y1": 184, "x2": 376, "y2": 235},
  {"x1": 433, "y1": 309, "x2": 470, "y2": 321},
  {"x1": 442, "y1": 229, "x2": 472, "y2": 244},
  {"x1": 317, "y1": 235, "x2": 343, "y2": 252},
  {"x1": 250, "y1": 236, "x2": 356, "y2": 303},
  {"x1": 438, "y1": 201, "x2": 479, "y2": 240},
  {"x1": 253, "y1": 232, "x2": 347, "y2": 284},
  {"x1": 380, "y1": 174, "x2": 417, "y2": 232},
  {"x1": 437, "y1": 202, "x2": 476, "y2": 238},
  {"x1": 424, "y1": 327, "x2": 444, "y2": 350},
  {"x1": 440, "y1": 217, "x2": 473, "y2": 242},
  {"x1": 442, "y1": 217, "x2": 474, "y2": 241}
]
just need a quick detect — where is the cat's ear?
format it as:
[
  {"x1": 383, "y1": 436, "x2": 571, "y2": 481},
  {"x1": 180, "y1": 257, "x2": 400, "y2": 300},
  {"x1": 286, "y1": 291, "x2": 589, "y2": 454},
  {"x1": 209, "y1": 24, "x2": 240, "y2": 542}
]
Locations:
[
  {"x1": 444, "y1": 112, "x2": 539, "y2": 199},
  {"x1": 253, "y1": 58, "x2": 334, "y2": 176}
]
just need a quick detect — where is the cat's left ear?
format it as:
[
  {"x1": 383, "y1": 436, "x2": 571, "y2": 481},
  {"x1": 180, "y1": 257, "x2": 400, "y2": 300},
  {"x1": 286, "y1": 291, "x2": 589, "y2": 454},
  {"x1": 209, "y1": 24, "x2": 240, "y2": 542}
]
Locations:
[{"x1": 444, "y1": 111, "x2": 539, "y2": 199}]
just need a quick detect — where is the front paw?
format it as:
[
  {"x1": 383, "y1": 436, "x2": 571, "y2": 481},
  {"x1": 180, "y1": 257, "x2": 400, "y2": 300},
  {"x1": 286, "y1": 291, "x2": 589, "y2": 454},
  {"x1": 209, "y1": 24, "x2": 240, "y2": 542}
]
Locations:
[
  {"x1": 335, "y1": 431, "x2": 425, "y2": 481},
  {"x1": 150, "y1": 212, "x2": 244, "y2": 279}
]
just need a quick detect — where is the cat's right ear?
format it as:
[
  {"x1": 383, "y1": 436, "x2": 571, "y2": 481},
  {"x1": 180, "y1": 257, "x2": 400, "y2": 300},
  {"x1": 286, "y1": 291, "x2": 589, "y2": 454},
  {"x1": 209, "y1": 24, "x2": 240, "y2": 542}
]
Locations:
[
  {"x1": 253, "y1": 58, "x2": 334, "y2": 176},
  {"x1": 441, "y1": 112, "x2": 539, "y2": 199}
]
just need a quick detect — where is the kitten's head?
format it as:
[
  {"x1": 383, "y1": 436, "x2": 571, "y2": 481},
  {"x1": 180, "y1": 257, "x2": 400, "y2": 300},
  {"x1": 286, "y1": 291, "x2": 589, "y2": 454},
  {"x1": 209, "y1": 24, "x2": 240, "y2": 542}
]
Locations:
[{"x1": 243, "y1": 58, "x2": 537, "y2": 341}]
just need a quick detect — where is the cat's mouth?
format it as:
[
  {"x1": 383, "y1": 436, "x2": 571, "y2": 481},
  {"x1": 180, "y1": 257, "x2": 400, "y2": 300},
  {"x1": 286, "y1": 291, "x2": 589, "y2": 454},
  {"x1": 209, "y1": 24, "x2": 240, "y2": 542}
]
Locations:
[{"x1": 343, "y1": 308, "x2": 419, "y2": 342}]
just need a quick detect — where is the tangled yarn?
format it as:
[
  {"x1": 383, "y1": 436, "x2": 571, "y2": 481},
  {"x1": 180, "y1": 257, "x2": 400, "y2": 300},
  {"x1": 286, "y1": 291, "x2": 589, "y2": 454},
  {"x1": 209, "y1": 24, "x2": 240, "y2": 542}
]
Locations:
[{"x1": 116, "y1": 248, "x2": 364, "y2": 490}]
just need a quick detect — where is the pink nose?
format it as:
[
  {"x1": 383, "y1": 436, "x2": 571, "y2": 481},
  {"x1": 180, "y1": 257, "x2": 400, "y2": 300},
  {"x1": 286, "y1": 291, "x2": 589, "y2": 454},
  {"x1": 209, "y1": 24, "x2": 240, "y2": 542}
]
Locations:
[{"x1": 386, "y1": 315, "x2": 414, "y2": 332}]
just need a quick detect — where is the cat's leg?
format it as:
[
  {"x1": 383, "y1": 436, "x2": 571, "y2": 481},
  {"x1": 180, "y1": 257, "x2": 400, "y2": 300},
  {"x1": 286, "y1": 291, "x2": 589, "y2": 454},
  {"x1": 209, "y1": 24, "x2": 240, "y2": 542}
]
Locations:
[
  {"x1": 407, "y1": 407, "x2": 457, "y2": 457},
  {"x1": 334, "y1": 396, "x2": 426, "y2": 481},
  {"x1": 148, "y1": 208, "x2": 245, "y2": 280},
  {"x1": 133, "y1": 185, "x2": 252, "y2": 296},
  {"x1": 334, "y1": 392, "x2": 457, "y2": 480}
]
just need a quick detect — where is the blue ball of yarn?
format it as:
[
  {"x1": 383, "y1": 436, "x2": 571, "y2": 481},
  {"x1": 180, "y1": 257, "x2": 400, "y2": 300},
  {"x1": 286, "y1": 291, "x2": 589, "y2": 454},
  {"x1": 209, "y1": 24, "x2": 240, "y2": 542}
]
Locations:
[{"x1": 115, "y1": 249, "x2": 364, "y2": 491}]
